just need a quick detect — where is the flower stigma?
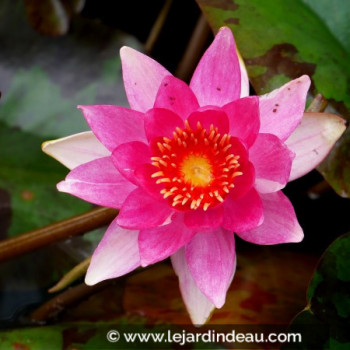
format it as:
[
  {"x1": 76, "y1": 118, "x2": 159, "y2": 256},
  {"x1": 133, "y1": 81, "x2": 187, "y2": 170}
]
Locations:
[{"x1": 151, "y1": 119, "x2": 244, "y2": 211}]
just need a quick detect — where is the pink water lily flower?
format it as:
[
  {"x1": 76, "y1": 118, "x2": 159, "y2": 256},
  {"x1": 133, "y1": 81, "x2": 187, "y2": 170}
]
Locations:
[{"x1": 43, "y1": 27, "x2": 345, "y2": 324}]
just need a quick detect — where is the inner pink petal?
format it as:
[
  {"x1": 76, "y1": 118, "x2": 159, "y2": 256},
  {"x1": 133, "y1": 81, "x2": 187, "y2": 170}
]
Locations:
[
  {"x1": 184, "y1": 205, "x2": 224, "y2": 230},
  {"x1": 222, "y1": 188, "x2": 264, "y2": 232},
  {"x1": 112, "y1": 141, "x2": 150, "y2": 185},
  {"x1": 117, "y1": 188, "x2": 172, "y2": 230},
  {"x1": 138, "y1": 214, "x2": 195, "y2": 267},
  {"x1": 187, "y1": 109, "x2": 229, "y2": 134},
  {"x1": 144, "y1": 108, "x2": 184, "y2": 143},
  {"x1": 222, "y1": 96, "x2": 260, "y2": 148},
  {"x1": 154, "y1": 76, "x2": 199, "y2": 120}
]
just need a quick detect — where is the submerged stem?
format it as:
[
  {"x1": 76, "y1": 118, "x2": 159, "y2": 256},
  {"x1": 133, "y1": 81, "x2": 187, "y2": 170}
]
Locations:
[
  {"x1": 306, "y1": 93, "x2": 328, "y2": 113},
  {"x1": 0, "y1": 207, "x2": 117, "y2": 263}
]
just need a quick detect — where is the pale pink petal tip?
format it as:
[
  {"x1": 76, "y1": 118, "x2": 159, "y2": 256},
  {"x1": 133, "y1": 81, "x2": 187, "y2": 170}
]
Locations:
[
  {"x1": 85, "y1": 218, "x2": 140, "y2": 285},
  {"x1": 120, "y1": 46, "x2": 171, "y2": 112},
  {"x1": 42, "y1": 131, "x2": 110, "y2": 170},
  {"x1": 287, "y1": 112, "x2": 346, "y2": 181},
  {"x1": 171, "y1": 249, "x2": 215, "y2": 325}
]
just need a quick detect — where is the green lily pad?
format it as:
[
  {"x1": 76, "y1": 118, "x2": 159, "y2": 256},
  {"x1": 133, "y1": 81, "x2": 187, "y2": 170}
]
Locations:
[
  {"x1": 318, "y1": 127, "x2": 350, "y2": 198},
  {"x1": 196, "y1": 0, "x2": 350, "y2": 197},
  {"x1": 0, "y1": 0, "x2": 141, "y2": 236},
  {"x1": 285, "y1": 233, "x2": 350, "y2": 349}
]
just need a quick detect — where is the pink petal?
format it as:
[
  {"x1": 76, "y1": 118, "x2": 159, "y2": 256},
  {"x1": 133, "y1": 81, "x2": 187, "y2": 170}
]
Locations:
[
  {"x1": 112, "y1": 141, "x2": 150, "y2": 184},
  {"x1": 286, "y1": 112, "x2": 346, "y2": 181},
  {"x1": 154, "y1": 76, "x2": 199, "y2": 119},
  {"x1": 190, "y1": 27, "x2": 241, "y2": 106},
  {"x1": 222, "y1": 188, "x2": 263, "y2": 232},
  {"x1": 117, "y1": 188, "x2": 172, "y2": 229},
  {"x1": 78, "y1": 105, "x2": 146, "y2": 151},
  {"x1": 228, "y1": 160, "x2": 255, "y2": 199},
  {"x1": 42, "y1": 131, "x2": 110, "y2": 170},
  {"x1": 237, "y1": 191, "x2": 303, "y2": 244},
  {"x1": 187, "y1": 109, "x2": 229, "y2": 134},
  {"x1": 120, "y1": 46, "x2": 171, "y2": 112},
  {"x1": 171, "y1": 248, "x2": 215, "y2": 325},
  {"x1": 57, "y1": 157, "x2": 136, "y2": 208},
  {"x1": 85, "y1": 218, "x2": 140, "y2": 285},
  {"x1": 259, "y1": 75, "x2": 311, "y2": 141},
  {"x1": 184, "y1": 206, "x2": 223, "y2": 230},
  {"x1": 249, "y1": 134, "x2": 295, "y2": 193},
  {"x1": 139, "y1": 214, "x2": 195, "y2": 267},
  {"x1": 186, "y1": 228, "x2": 236, "y2": 308},
  {"x1": 134, "y1": 163, "x2": 164, "y2": 200},
  {"x1": 144, "y1": 108, "x2": 183, "y2": 143},
  {"x1": 222, "y1": 96, "x2": 260, "y2": 147}
]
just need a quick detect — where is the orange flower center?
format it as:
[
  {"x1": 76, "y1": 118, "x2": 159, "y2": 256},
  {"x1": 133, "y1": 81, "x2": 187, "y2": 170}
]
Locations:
[{"x1": 150, "y1": 120, "x2": 243, "y2": 211}]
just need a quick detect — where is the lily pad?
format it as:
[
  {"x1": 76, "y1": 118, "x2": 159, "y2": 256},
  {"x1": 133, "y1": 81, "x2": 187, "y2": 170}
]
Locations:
[
  {"x1": 0, "y1": 0, "x2": 140, "y2": 236},
  {"x1": 285, "y1": 233, "x2": 350, "y2": 349},
  {"x1": 196, "y1": 0, "x2": 350, "y2": 197},
  {"x1": 0, "y1": 0, "x2": 139, "y2": 324}
]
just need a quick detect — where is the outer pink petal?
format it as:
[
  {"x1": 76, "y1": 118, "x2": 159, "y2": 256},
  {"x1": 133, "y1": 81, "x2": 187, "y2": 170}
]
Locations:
[
  {"x1": 144, "y1": 108, "x2": 183, "y2": 143},
  {"x1": 237, "y1": 191, "x2": 303, "y2": 244},
  {"x1": 57, "y1": 157, "x2": 136, "y2": 208},
  {"x1": 222, "y1": 96, "x2": 260, "y2": 147},
  {"x1": 78, "y1": 105, "x2": 146, "y2": 151},
  {"x1": 187, "y1": 109, "x2": 229, "y2": 134},
  {"x1": 184, "y1": 205, "x2": 223, "y2": 230},
  {"x1": 42, "y1": 131, "x2": 110, "y2": 170},
  {"x1": 85, "y1": 218, "x2": 140, "y2": 285},
  {"x1": 171, "y1": 248, "x2": 215, "y2": 325},
  {"x1": 222, "y1": 188, "x2": 263, "y2": 232},
  {"x1": 112, "y1": 141, "x2": 150, "y2": 184},
  {"x1": 190, "y1": 27, "x2": 241, "y2": 106},
  {"x1": 120, "y1": 46, "x2": 171, "y2": 112},
  {"x1": 259, "y1": 75, "x2": 311, "y2": 141},
  {"x1": 117, "y1": 188, "x2": 172, "y2": 229},
  {"x1": 186, "y1": 228, "x2": 236, "y2": 308},
  {"x1": 249, "y1": 134, "x2": 295, "y2": 193},
  {"x1": 139, "y1": 214, "x2": 195, "y2": 267},
  {"x1": 286, "y1": 112, "x2": 346, "y2": 181},
  {"x1": 154, "y1": 76, "x2": 199, "y2": 119}
]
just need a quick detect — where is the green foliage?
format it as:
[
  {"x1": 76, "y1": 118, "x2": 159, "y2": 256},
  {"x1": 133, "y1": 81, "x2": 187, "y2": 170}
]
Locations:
[
  {"x1": 196, "y1": 0, "x2": 350, "y2": 196},
  {"x1": 0, "y1": 0, "x2": 140, "y2": 236},
  {"x1": 285, "y1": 233, "x2": 350, "y2": 349}
]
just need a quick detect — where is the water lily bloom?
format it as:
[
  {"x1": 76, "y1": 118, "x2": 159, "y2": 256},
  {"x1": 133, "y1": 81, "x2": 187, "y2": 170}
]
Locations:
[{"x1": 43, "y1": 27, "x2": 345, "y2": 324}]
